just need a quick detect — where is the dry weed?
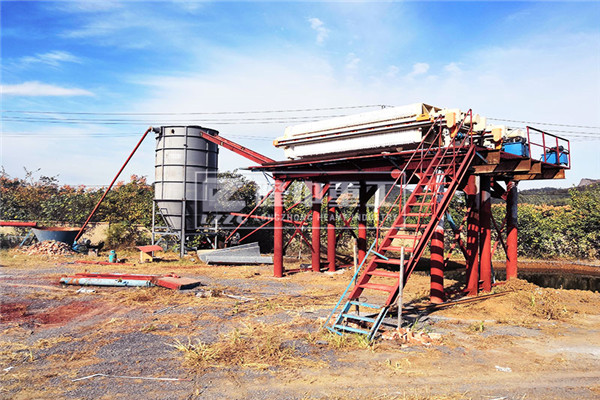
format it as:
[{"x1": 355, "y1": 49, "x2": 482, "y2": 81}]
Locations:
[{"x1": 170, "y1": 321, "x2": 324, "y2": 371}]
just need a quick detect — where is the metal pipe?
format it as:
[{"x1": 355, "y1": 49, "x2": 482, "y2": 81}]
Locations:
[
  {"x1": 358, "y1": 181, "x2": 367, "y2": 264},
  {"x1": 430, "y1": 223, "x2": 445, "y2": 304},
  {"x1": 506, "y1": 181, "x2": 518, "y2": 279},
  {"x1": 327, "y1": 187, "x2": 337, "y2": 272},
  {"x1": 480, "y1": 176, "x2": 492, "y2": 292},
  {"x1": 311, "y1": 182, "x2": 322, "y2": 272},
  {"x1": 75, "y1": 127, "x2": 153, "y2": 242},
  {"x1": 273, "y1": 179, "x2": 284, "y2": 277},
  {"x1": 397, "y1": 247, "x2": 404, "y2": 329},
  {"x1": 465, "y1": 176, "x2": 480, "y2": 296}
]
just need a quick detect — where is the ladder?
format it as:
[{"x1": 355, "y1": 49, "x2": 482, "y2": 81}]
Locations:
[{"x1": 325, "y1": 119, "x2": 477, "y2": 340}]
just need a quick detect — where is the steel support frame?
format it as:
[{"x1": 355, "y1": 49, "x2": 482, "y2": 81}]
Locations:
[
  {"x1": 479, "y1": 176, "x2": 493, "y2": 292},
  {"x1": 506, "y1": 180, "x2": 518, "y2": 279},
  {"x1": 465, "y1": 175, "x2": 480, "y2": 296},
  {"x1": 430, "y1": 222, "x2": 445, "y2": 304},
  {"x1": 274, "y1": 179, "x2": 284, "y2": 277},
  {"x1": 358, "y1": 181, "x2": 368, "y2": 265},
  {"x1": 327, "y1": 188, "x2": 337, "y2": 272},
  {"x1": 311, "y1": 182, "x2": 323, "y2": 272}
]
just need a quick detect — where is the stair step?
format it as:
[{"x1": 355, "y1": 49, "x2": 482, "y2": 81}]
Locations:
[
  {"x1": 389, "y1": 233, "x2": 421, "y2": 240},
  {"x1": 382, "y1": 245, "x2": 415, "y2": 252},
  {"x1": 399, "y1": 223, "x2": 422, "y2": 229},
  {"x1": 349, "y1": 300, "x2": 383, "y2": 309},
  {"x1": 403, "y1": 212, "x2": 433, "y2": 217},
  {"x1": 332, "y1": 324, "x2": 371, "y2": 335},
  {"x1": 341, "y1": 313, "x2": 377, "y2": 323},
  {"x1": 376, "y1": 259, "x2": 410, "y2": 266},
  {"x1": 359, "y1": 282, "x2": 396, "y2": 292},
  {"x1": 367, "y1": 269, "x2": 400, "y2": 278}
]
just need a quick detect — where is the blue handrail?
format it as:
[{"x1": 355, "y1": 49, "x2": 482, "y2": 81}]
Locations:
[{"x1": 321, "y1": 239, "x2": 379, "y2": 330}]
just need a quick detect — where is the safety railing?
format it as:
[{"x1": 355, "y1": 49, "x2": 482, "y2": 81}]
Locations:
[{"x1": 526, "y1": 126, "x2": 571, "y2": 169}]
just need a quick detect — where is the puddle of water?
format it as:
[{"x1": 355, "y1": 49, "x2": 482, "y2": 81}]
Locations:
[
  {"x1": 495, "y1": 270, "x2": 600, "y2": 292},
  {"x1": 444, "y1": 269, "x2": 600, "y2": 292}
]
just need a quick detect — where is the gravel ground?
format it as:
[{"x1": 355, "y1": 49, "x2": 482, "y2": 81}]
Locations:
[{"x1": 1, "y1": 252, "x2": 600, "y2": 399}]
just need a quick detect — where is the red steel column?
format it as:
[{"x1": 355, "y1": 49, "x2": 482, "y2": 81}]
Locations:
[
  {"x1": 327, "y1": 187, "x2": 337, "y2": 272},
  {"x1": 358, "y1": 181, "x2": 368, "y2": 265},
  {"x1": 311, "y1": 182, "x2": 322, "y2": 272},
  {"x1": 273, "y1": 179, "x2": 284, "y2": 278},
  {"x1": 465, "y1": 176, "x2": 480, "y2": 296},
  {"x1": 479, "y1": 176, "x2": 492, "y2": 292},
  {"x1": 430, "y1": 220, "x2": 445, "y2": 304},
  {"x1": 506, "y1": 181, "x2": 518, "y2": 280}
]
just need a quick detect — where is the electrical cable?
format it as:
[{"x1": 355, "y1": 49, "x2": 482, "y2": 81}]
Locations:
[
  {"x1": 488, "y1": 118, "x2": 599, "y2": 130},
  {"x1": 1, "y1": 104, "x2": 388, "y2": 116}
]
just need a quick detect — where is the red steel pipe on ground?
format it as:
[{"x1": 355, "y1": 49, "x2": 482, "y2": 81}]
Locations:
[
  {"x1": 311, "y1": 182, "x2": 322, "y2": 272},
  {"x1": 506, "y1": 181, "x2": 518, "y2": 279},
  {"x1": 273, "y1": 179, "x2": 284, "y2": 277},
  {"x1": 479, "y1": 176, "x2": 492, "y2": 292},
  {"x1": 75, "y1": 127, "x2": 152, "y2": 242}
]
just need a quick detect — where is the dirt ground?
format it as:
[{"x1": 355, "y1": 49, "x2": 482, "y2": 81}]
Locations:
[{"x1": 1, "y1": 250, "x2": 599, "y2": 400}]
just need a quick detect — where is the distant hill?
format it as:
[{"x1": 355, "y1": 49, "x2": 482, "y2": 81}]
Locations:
[
  {"x1": 579, "y1": 178, "x2": 600, "y2": 187},
  {"x1": 519, "y1": 180, "x2": 599, "y2": 206}
]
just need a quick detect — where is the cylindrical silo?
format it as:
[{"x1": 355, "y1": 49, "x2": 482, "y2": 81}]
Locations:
[{"x1": 154, "y1": 126, "x2": 219, "y2": 233}]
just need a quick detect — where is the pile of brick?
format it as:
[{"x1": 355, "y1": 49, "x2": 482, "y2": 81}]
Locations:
[
  {"x1": 381, "y1": 328, "x2": 442, "y2": 346},
  {"x1": 22, "y1": 240, "x2": 75, "y2": 256}
]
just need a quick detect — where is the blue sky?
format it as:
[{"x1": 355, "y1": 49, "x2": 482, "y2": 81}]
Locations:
[{"x1": 1, "y1": 1, "x2": 599, "y2": 189}]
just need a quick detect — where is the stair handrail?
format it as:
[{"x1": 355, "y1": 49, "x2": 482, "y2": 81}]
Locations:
[
  {"x1": 375, "y1": 115, "x2": 446, "y2": 240},
  {"x1": 321, "y1": 239, "x2": 379, "y2": 331},
  {"x1": 382, "y1": 109, "x2": 477, "y2": 239},
  {"x1": 400, "y1": 109, "x2": 476, "y2": 236}
]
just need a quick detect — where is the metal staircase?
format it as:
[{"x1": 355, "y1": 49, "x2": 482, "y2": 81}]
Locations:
[{"x1": 324, "y1": 115, "x2": 477, "y2": 340}]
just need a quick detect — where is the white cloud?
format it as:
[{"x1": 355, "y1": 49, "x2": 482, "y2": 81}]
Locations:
[
  {"x1": 346, "y1": 53, "x2": 361, "y2": 70},
  {"x1": 308, "y1": 17, "x2": 329, "y2": 45},
  {"x1": 18, "y1": 51, "x2": 82, "y2": 67},
  {"x1": 386, "y1": 65, "x2": 400, "y2": 78},
  {"x1": 410, "y1": 62, "x2": 429, "y2": 76},
  {"x1": 443, "y1": 62, "x2": 462, "y2": 74},
  {"x1": 2, "y1": 82, "x2": 93, "y2": 97}
]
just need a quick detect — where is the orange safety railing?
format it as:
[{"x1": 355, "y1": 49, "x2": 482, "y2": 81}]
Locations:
[{"x1": 526, "y1": 126, "x2": 571, "y2": 169}]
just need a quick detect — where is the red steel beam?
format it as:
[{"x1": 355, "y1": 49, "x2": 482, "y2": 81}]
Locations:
[
  {"x1": 196, "y1": 130, "x2": 274, "y2": 165},
  {"x1": 75, "y1": 127, "x2": 152, "y2": 242},
  {"x1": 0, "y1": 221, "x2": 37, "y2": 227}
]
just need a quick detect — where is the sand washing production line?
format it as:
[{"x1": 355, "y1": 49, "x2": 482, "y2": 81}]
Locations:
[{"x1": 68, "y1": 102, "x2": 570, "y2": 340}]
